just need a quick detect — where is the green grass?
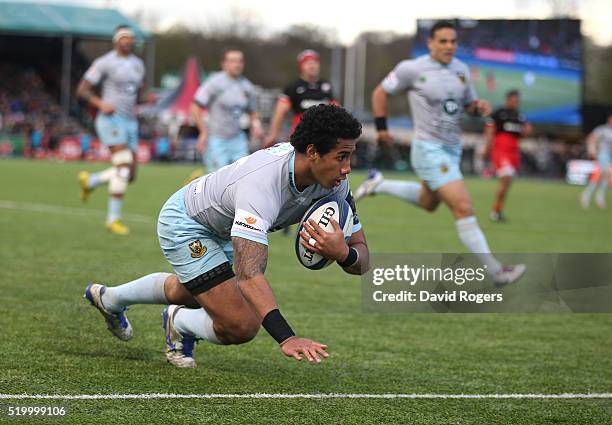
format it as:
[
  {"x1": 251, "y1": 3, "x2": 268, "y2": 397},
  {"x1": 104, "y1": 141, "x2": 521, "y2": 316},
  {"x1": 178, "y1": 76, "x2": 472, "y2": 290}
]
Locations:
[{"x1": 1, "y1": 158, "x2": 611, "y2": 424}]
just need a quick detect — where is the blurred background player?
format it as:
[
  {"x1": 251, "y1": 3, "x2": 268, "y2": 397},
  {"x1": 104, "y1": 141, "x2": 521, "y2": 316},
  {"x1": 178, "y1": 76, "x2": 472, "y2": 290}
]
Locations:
[
  {"x1": 191, "y1": 48, "x2": 263, "y2": 175},
  {"x1": 84, "y1": 105, "x2": 368, "y2": 368},
  {"x1": 263, "y1": 48, "x2": 339, "y2": 235},
  {"x1": 581, "y1": 113, "x2": 612, "y2": 208},
  {"x1": 76, "y1": 25, "x2": 148, "y2": 236},
  {"x1": 482, "y1": 89, "x2": 532, "y2": 222},
  {"x1": 355, "y1": 20, "x2": 525, "y2": 286},
  {"x1": 262, "y1": 49, "x2": 338, "y2": 148}
]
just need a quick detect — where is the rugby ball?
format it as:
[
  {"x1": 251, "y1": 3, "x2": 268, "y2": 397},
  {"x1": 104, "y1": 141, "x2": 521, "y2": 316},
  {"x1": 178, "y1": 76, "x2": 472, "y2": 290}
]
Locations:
[{"x1": 295, "y1": 194, "x2": 354, "y2": 270}]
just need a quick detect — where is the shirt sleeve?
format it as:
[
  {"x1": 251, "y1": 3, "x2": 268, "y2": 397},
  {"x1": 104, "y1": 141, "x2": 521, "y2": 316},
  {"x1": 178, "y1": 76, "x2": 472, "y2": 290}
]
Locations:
[
  {"x1": 381, "y1": 60, "x2": 417, "y2": 95},
  {"x1": 462, "y1": 66, "x2": 478, "y2": 106},
  {"x1": 245, "y1": 80, "x2": 257, "y2": 113},
  {"x1": 345, "y1": 190, "x2": 362, "y2": 234},
  {"x1": 230, "y1": 172, "x2": 281, "y2": 245},
  {"x1": 488, "y1": 109, "x2": 501, "y2": 130},
  {"x1": 83, "y1": 57, "x2": 106, "y2": 86},
  {"x1": 137, "y1": 59, "x2": 145, "y2": 88},
  {"x1": 593, "y1": 125, "x2": 604, "y2": 138},
  {"x1": 193, "y1": 75, "x2": 219, "y2": 108},
  {"x1": 281, "y1": 81, "x2": 296, "y2": 106},
  {"x1": 326, "y1": 80, "x2": 336, "y2": 101}
]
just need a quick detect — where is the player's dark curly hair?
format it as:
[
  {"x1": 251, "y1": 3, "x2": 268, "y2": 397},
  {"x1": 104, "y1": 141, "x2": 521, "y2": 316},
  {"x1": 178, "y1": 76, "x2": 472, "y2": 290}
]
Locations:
[{"x1": 290, "y1": 105, "x2": 362, "y2": 155}]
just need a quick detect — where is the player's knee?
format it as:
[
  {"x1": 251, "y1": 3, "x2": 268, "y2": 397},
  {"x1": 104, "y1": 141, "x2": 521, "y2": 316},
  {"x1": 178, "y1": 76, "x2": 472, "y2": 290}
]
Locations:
[
  {"x1": 165, "y1": 276, "x2": 199, "y2": 308},
  {"x1": 109, "y1": 166, "x2": 130, "y2": 195},
  {"x1": 109, "y1": 149, "x2": 133, "y2": 195},
  {"x1": 220, "y1": 320, "x2": 260, "y2": 345},
  {"x1": 452, "y1": 199, "x2": 474, "y2": 217}
]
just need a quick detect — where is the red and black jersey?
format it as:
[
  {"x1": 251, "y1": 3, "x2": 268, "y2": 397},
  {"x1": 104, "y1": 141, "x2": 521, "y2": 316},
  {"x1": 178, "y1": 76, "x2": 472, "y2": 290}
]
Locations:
[
  {"x1": 279, "y1": 78, "x2": 337, "y2": 130},
  {"x1": 487, "y1": 108, "x2": 527, "y2": 151}
]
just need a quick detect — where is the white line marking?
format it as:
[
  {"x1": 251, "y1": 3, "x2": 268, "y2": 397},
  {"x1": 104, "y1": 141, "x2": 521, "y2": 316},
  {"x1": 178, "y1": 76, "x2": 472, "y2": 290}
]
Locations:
[
  {"x1": 0, "y1": 393, "x2": 610, "y2": 400},
  {"x1": 0, "y1": 200, "x2": 152, "y2": 223}
]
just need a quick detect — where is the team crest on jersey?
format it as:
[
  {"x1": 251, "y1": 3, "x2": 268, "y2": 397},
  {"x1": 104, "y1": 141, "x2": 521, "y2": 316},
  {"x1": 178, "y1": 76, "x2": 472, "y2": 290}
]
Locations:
[
  {"x1": 440, "y1": 164, "x2": 449, "y2": 173},
  {"x1": 296, "y1": 86, "x2": 306, "y2": 94},
  {"x1": 189, "y1": 240, "x2": 207, "y2": 258},
  {"x1": 321, "y1": 82, "x2": 331, "y2": 92},
  {"x1": 443, "y1": 99, "x2": 459, "y2": 115},
  {"x1": 418, "y1": 75, "x2": 426, "y2": 83},
  {"x1": 457, "y1": 72, "x2": 466, "y2": 84}
]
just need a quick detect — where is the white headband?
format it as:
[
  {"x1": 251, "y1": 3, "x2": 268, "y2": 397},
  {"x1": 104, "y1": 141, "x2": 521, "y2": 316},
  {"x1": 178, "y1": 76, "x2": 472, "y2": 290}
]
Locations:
[{"x1": 113, "y1": 28, "x2": 134, "y2": 43}]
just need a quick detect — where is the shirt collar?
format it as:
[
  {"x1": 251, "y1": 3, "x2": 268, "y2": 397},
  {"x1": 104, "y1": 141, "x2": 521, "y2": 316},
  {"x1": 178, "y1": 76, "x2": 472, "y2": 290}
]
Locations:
[{"x1": 288, "y1": 150, "x2": 306, "y2": 195}]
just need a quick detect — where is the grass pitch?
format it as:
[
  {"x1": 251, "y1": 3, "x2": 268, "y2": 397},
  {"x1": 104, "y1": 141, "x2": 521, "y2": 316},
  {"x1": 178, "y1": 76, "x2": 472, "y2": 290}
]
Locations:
[{"x1": 1, "y1": 158, "x2": 611, "y2": 424}]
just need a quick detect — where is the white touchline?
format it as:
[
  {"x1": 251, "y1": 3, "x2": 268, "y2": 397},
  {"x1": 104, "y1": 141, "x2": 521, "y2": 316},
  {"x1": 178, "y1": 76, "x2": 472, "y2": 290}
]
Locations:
[
  {"x1": 0, "y1": 393, "x2": 611, "y2": 400},
  {"x1": 0, "y1": 200, "x2": 152, "y2": 223}
]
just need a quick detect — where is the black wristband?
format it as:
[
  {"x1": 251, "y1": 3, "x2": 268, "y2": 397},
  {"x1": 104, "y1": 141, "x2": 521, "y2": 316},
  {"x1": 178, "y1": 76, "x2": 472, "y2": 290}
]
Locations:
[
  {"x1": 338, "y1": 247, "x2": 359, "y2": 268},
  {"x1": 262, "y1": 309, "x2": 295, "y2": 344},
  {"x1": 374, "y1": 117, "x2": 388, "y2": 131}
]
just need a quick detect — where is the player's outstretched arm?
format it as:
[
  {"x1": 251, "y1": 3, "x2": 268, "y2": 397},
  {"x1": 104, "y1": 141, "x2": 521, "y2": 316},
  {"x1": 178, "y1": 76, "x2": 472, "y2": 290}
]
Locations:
[
  {"x1": 76, "y1": 79, "x2": 114, "y2": 114},
  {"x1": 191, "y1": 102, "x2": 208, "y2": 153},
  {"x1": 232, "y1": 237, "x2": 329, "y2": 364},
  {"x1": 585, "y1": 131, "x2": 598, "y2": 159},
  {"x1": 372, "y1": 84, "x2": 393, "y2": 145},
  {"x1": 263, "y1": 99, "x2": 291, "y2": 148},
  {"x1": 466, "y1": 99, "x2": 492, "y2": 117},
  {"x1": 482, "y1": 123, "x2": 495, "y2": 160}
]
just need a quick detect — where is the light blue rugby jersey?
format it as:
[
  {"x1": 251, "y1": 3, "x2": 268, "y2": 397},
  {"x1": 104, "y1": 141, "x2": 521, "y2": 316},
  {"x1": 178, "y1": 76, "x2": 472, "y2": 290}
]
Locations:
[
  {"x1": 83, "y1": 50, "x2": 144, "y2": 118},
  {"x1": 593, "y1": 124, "x2": 612, "y2": 154},
  {"x1": 193, "y1": 71, "x2": 257, "y2": 139},
  {"x1": 381, "y1": 54, "x2": 477, "y2": 145},
  {"x1": 183, "y1": 143, "x2": 361, "y2": 245}
]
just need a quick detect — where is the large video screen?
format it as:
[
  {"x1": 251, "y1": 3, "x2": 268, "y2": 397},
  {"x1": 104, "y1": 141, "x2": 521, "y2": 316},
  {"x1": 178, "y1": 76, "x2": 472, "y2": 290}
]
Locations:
[{"x1": 414, "y1": 19, "x2": 582, "y2": 126}]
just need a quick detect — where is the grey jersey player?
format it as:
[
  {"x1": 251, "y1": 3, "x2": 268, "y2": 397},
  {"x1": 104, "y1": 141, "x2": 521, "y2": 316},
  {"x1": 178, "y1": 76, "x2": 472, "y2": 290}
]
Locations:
[
  {"x1": 356, "y1": 20, "x2": 526, "y2": 287},
  {"x1": 84, "y1": 105, "x2": 369, "y2": 368},
  {"x1": 381, "y1": 54, "x2": 477, "y2": 145},
  {"x1": 581, "y1": 114, "x2": 612, "y2": 209},
  {"x1": 76, "y1": 25, "x2": 149, "y2": 236},
  {"x1": 183, "y1": 142, "x2": 362, "y2": 245},
  {"x1": 190, "y1": 49, "x2": 263, "y2": 173}
]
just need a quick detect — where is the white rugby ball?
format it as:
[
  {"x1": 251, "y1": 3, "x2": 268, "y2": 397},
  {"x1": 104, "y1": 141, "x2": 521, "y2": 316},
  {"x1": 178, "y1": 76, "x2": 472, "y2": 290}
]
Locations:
[{"x1": 295, "y1": 194, "x2": 353, "y2": 270}]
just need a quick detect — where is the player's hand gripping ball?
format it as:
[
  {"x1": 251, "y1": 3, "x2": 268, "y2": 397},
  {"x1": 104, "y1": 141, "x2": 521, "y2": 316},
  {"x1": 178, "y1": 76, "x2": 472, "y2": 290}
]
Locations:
[{"x1": 295, "y1": 194, "x2": 353, "y2": 270}]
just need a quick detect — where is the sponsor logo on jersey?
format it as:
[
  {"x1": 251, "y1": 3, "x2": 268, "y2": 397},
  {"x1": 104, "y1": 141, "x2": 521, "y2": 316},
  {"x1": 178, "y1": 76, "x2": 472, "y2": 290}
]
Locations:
[
  {"x1": 443, "y1": 99, "x2": 459, "y2": 115},
  {"x1": 502, "y1": 122, "x2": 523, "y2": 133},
  {"x1": 234, "y1": 220, "x2": 264, "y2": 232},
  {"x1": 189, "y1": 240, "x2": 207, "y2": 258},
  {"x1": 233, "y1": 209, "x2": 267, "y2": 235}
]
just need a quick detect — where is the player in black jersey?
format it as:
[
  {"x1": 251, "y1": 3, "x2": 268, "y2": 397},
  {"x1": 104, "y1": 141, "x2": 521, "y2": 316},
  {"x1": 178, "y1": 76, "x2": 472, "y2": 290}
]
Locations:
[
  {"x1": 482, "y1": 90, "x2": 532, "y2": 222},
  {"x1": 263, "y1": 49, "x2": 338, "y2": 148}
]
